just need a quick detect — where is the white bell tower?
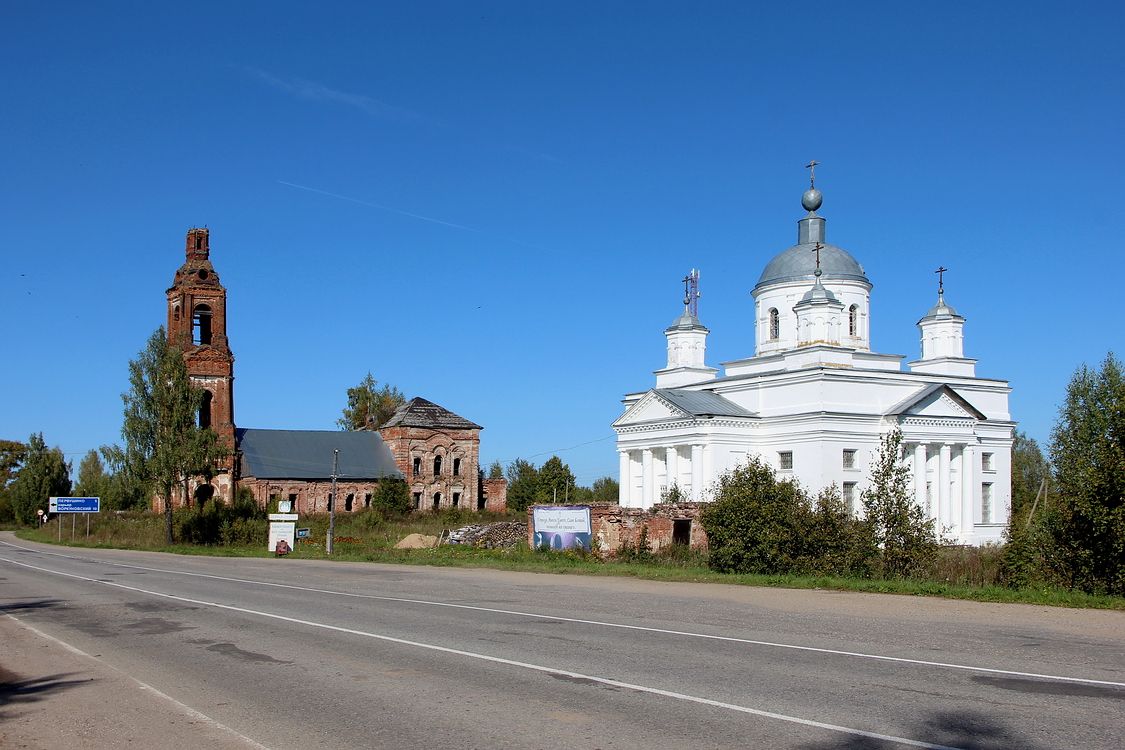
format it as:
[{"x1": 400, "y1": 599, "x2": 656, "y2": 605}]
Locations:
[
  {"x1": 909, "y1": 266, "x2": 977, "y2": 377},
  {"x1": 655, "y1": 269, "x2": 717, "y2": 388}
]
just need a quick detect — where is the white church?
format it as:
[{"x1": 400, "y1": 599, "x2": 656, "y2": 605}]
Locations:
[{"x1": 612, "y1": 174, "x2": 1014, "y2": 545}]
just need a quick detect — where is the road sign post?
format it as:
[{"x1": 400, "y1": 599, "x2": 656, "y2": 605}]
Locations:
[{"x1": 49, "y1": 498, "x2": 101, "y2": 543}]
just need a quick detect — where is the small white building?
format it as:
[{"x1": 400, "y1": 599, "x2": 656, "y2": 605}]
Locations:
[{"x1": 612, "y1": 178, "x2": 1014, "y2": 545}]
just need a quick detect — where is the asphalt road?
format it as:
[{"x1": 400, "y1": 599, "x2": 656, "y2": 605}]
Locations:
[{"x1": 1, "y1": 533, "x2": 1122, "y2": 750}]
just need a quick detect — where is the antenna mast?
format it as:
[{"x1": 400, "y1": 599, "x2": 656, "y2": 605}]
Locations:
[{"x1": 682, "y1": 269, "x2": 700, "y2": 318}]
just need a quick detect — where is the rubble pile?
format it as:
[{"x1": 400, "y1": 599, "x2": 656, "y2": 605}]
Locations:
[{"x1": 446, "y1": 521, "x2": 527, "y2": 549}]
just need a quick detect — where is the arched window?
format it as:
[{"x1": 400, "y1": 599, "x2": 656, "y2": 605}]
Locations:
[
  {"x1": 769, "y1": 308, "x2": 780, "y2": 340},
  {"x1": 849, "y1": 305, "x2": 858, "y2": 337},
  {"x1": 412, "y1": 456, "x2": 421, "y2": 476},
  {"x1": 192, "y1": 304, "x2": 212, "y2": 345},
  {"x1": 432, "y1": 492, "x2": 441, "y2": 510},
  {"x1": 198, "y1": 390, "x2": 213, "y2": 429},
  {"x1": 433, "y1": 455, "x2": 442, "y2": 476}
]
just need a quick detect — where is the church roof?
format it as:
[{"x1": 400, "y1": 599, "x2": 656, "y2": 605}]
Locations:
[
  {"x1": 755, "y1": 242, "x2": 868, "y2": 290},
  {"x1": 666, "y1": 308, "x2": 708, "y2": 332},
  {"x1": 236, "y1": 428, "x2": 403, "y2": 480},
  {"x1": 381, "y1": 397, "x2": 482, "y2": 430},
  {"x1": 920, "y1": 294, "x2": 963, "y2": 321},
  {"x1": 654, "y1": 388, "x2": 755, "y2": 417}
]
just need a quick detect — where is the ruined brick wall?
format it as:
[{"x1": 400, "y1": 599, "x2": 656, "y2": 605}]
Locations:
[
  {"x1": 480, "y1": 478, "x2": 508, "y2": 512},
  {"x1": 241, "y1": 477, "x2": 389, "y2": 514},
  {"x1": 380, "y1": 425, "x2": 482, "y2": 511},
  {"x1": 526, "y1": 502, "x2": 709, "y2": 557}
]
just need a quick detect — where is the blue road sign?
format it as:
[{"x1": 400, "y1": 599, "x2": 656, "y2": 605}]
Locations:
[
  {"x1": 296, "y1": 527, "x2": 311, "y2": 539},
  {"x1": 49, "y1": 497, "x2": 100, "y2": 513}
]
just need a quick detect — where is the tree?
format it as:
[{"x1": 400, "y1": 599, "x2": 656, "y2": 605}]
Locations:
[
  {"x1": 537, "y1": 456, "x2": 576, "y2": 503},
  {"x1": 699, "y1": 457, "x2": 809, "y2": 575},
  {"x1": 370, "y1": 477, "x2": 411, "y2": 516},
  {"x1": 505, "y1": 458, "x2": 540, "y2": 512},
  {"x1": 338, "y1": 372, "x2": 406, "y2": 430},
  {"x1": 9, "y1": 433, "x2": 71, "y2": 525},
  {"x1": 1042, "y1": 353, "x2": 1125, "y2": 595},
  {"x1": 487, "y1": 460, "x2": 504, "y2": 480},
  {"x1": 801, "y1": 485, "x2": 876, "y2": 577},
  {"x1": 74, "y1": 450, "x2": 111, "y2": 500},
  {"x1": 0, "y1": 439, "x2": 27, "y2": 523},
  {"x1": 1011, "y1": 430, "x2": 1051, "y2": 518},
  {"x1": 108, "y1": 328, "x2": 228, "y2": 544},
  {"x1": 860, "y1": 429, "x2": 938, "y2": 579},
  {"x1": 590, "y1": 476, "x2": 620, "y2": 504}
]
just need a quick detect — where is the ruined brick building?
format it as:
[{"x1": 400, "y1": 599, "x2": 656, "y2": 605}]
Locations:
[{"x1": 158, "y1": 228, "x2": 506, "y2": 513}]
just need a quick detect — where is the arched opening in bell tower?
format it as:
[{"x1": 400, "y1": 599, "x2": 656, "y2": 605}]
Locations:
[{"x1": 192, "y1": 304, "x2": 213, "y2": 345}]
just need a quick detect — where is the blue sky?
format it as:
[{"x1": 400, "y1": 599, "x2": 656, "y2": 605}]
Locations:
[{"x1": 3, "y1": 2, "x2": 1122, "y2": 485}]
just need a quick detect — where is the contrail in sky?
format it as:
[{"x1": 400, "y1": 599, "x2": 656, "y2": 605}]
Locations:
[
  {"x1": 277, "y1": 180, "x2": 552, "y2": 252},
  {"x1": 277, "y1": 180, "x2": 482, "y2": 232}
]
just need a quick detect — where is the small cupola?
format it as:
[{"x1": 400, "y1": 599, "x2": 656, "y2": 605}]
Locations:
[
  {"x1": 656, "y1": 269, "x2": 717, "y2": 387},
  {"x1": 909, "y1": 266, "x2": 977, "y2": 376}
]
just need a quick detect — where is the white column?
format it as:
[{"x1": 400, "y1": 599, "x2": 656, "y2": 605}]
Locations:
[
  {"x1": 913, "y1": 443, "x2": 928, "y2": 514},
  {"x1": 690, "y1": 444, "x2": 703, "y2": 500},
  {"x1": 961, "y1": 444, "x2": 974, "y2": 533},
  {"x1": 618, "y1": 451, "x2": 631, "y2": 506},
  {"x1": 938, "y1": 444, "x2": 952, "y2": 531},
  {"x1": 666, "y1": 447, "x2": 679, "y2": 495},
  {"x1": 641, "y1": 449, "x2": 654, "y2": 509}
]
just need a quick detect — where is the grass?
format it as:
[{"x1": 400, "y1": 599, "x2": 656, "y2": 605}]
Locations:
[{"x1": 11, "y1": 511, "x2": 1125, "y2": 611}]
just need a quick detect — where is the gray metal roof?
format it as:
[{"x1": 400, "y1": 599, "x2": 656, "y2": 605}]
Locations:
[
  {"x1": 654, "y1": 389, "x2": 756, "y2": 418},
  {"x1": 236, "y1": 428, "x2": 403, "y2": 480},
  {"x1": 755, "y1": 242, "x2": 869, "y2": 290},
  {"x1": 382, "y1": 397, "x2": 482, "y2": 430},
  {"x1": 920, "y1": 295, "x2": 963, "y2": 321},
  {"x1": 665, "y1": 308, "x2": 708, "y2": 332}
]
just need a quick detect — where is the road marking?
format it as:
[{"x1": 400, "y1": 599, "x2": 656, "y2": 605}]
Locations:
[
  {"x1": 2, "y1": 539, "x2": 1121, "y2": 690},
  {"x1": 0, "y1": 555, "x2": 964, "y2": 750},
  {"x1": 3, "y1": 612, "x2": 273, "y2": 750}
]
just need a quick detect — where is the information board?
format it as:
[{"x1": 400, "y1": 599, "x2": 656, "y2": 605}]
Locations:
[
  {"x1": 531, "y1": 506, "x2": 592, "y2": 551},
  {"x1": 49, "y1": 497, "x2": 100, "y2": 514}
]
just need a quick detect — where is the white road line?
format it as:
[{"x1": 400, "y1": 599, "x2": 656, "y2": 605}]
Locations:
[
  {"x1": 3, "y1": 612, "x2": 274, "y2": 750},
  {"x1": 0, "y1": 555, "x2": 964, "y2": 750},
  {"x1": 3, "y1": 540, "x2": 1121, "y2": 689}
]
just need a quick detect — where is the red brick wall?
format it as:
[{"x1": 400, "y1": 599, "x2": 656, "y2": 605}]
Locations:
[
  {"x1": 379, "y1": 425, "x2": 484, "y2": 512},
  {"x1": 526, "y1": 502, "x2": 709, "y2": 557}
]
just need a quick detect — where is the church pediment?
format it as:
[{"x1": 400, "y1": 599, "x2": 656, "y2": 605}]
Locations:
[
  {"x1": 613, "y1": 391, "x2": 688, "y2": 427},
  {"x1": 889, "y1": 384, "x2": 985, "y2": 420}
]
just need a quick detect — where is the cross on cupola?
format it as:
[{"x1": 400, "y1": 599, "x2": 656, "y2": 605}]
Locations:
[
  {"x1": 935, "y1": 266, "x2": 948, "y2": 297},
  {"x1": 812, "y1": 242, "x2": 823, "y2": 277},
  {"x1": 805, "y1": 160, "x2": 820, "y2": 188},
  {"x1": 681, "y1": 268, "x2": 700, "y2": 318}
]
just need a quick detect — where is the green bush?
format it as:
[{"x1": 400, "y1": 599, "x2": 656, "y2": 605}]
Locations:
[
  {"x1": 176, "y1": 495, "x2": 264, "y2": 545},
  {"x1": 798, "y1": 485, "x2": 876, "y2": 577},
  {"x1": 700, "y1": 458, "x2": 809, "y2": 575}
]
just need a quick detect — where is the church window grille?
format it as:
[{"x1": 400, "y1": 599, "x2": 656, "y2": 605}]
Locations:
[
  {"x1": 981, "y1": 483, "x2": 993, "y2": 522},
  {"x1": 192, "y1": 304, "x2": 213, "y2": 345},
  {"x1": 769, "y1": 308, "x2": 780, "y2": 340},
  {"x1": 453, "y1": 457, "x2": 461, "y2": 476},
  {"x1": 198, "y1": 390, "x2": 213, "y2": 430},
  {"x1": 843, "y1": 482, "x2": 857, "y2": 505},
  {"x1": 778, "y1": 451, "x2": 793, "y2": 470},
  {"x1": 412, "y1": 492, "x2": 421, "y2": 510},
  {"x1": 849, "y1": 305, "x2": 858, "y2": 336},
  {"x1": 842, "y1": 449, "x2": 857, "y2": 469},
  {"x1": 412, "y1": 457, "x2": 421, "y2": 476},
  {"x1": 452, "y1": 492, "x2": 461, "y2": 507},
  {"x1": 345, "y1": 493, "x2": 354, "y2": 512},
  {"x1": 982, "y1": 453, "x2": 995, "y2": 472},
  {"x1": 432, "y1": 492, "x2": 441, "y2": 510},
  {"x1": 433, "y1": 455, "x2": 442, "y2": 476}
]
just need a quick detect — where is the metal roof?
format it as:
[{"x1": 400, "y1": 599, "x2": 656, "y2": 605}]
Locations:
[
  {"x1": 653, "y1": 388, "x2": 756, "y2": 418},
  {"x1": 382, "y1": 397, "x2": 482, "y2": 430},
  {"x1": 236, "y1": 428, "x2": 403, "y2": 480},
  {"x1": 755, "y1": 242, "x2": 869, "y2": 290}
]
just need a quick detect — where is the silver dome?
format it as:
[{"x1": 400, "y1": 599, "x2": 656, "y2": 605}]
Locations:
[{"x1": 754, "y1": 242, "x2": 870, "y2": 291}]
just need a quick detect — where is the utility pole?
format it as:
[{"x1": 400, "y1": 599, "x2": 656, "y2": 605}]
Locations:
[{"x1": 327, "y1": 449, "x2": 339, "y2": 555}]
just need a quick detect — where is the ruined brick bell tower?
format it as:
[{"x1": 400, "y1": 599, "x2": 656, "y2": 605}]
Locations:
[{"x1": 166, "y1": 227, "x2": 236, "y2": 503}]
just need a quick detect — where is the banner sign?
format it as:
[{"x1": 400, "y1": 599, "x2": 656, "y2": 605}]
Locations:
[
  {"x1": 532, "y1": 506, "x2": 592, "y2": 552},
  {"x1": 268, "y1": 522, "x2": 296, "y2": 553},
  {"x1": 49, "y1": 497, "x2": 100, "y2": 514}
]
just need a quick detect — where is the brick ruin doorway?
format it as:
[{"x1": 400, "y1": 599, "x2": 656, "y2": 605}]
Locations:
[{"x1": 672, "y1": 518, "x2": 691, "y2": 546}]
